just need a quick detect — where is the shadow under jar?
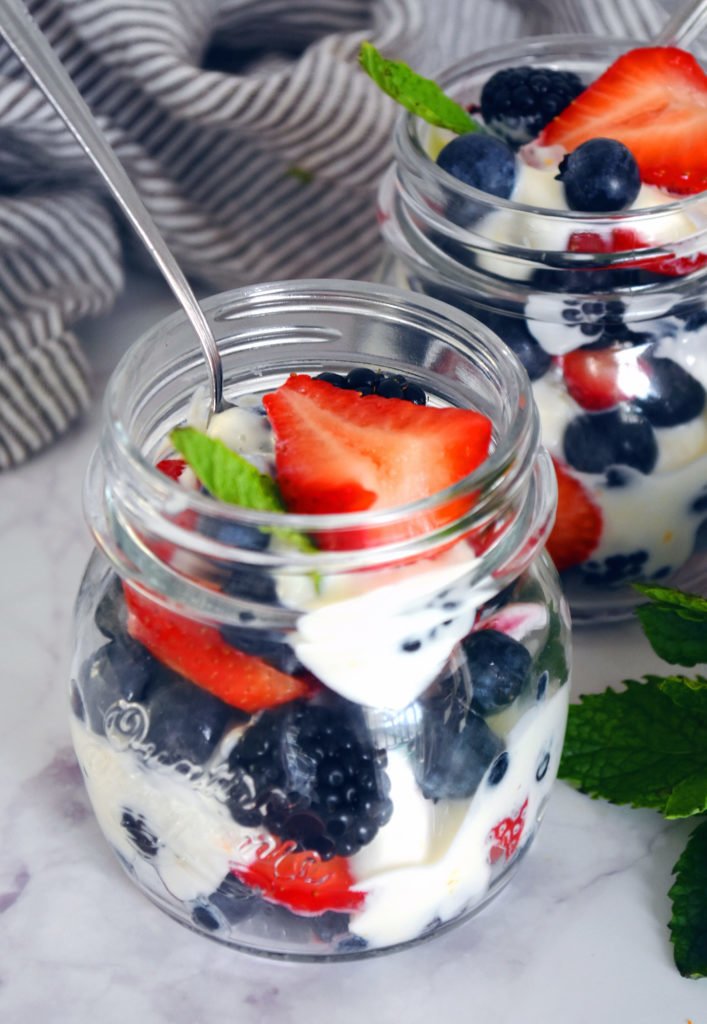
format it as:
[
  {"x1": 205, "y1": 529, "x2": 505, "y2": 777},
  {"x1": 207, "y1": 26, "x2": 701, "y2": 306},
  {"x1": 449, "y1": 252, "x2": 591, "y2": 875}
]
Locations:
[
  {"x1": 378, "y1": 35, "x2": 707, "y2": 623},
  {"x1": 71, "y1": 280, "x2": 570, "y2": 959}
]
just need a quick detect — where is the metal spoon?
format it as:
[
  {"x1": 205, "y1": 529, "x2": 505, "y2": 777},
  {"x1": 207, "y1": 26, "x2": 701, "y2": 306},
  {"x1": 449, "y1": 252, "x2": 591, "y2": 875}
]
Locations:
[
  {"x1": 654, "y1": 0, "x2": 707, "y2": 46},
  {"x1": 0, "y1": 0, "x2": 226, "y2": 415}
]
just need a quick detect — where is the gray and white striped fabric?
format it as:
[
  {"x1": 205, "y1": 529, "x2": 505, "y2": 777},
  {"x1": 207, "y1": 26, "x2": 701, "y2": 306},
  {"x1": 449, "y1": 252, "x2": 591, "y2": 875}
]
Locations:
[{"x1": 0, "y1": 0, "x2": 681, "y2": 468}]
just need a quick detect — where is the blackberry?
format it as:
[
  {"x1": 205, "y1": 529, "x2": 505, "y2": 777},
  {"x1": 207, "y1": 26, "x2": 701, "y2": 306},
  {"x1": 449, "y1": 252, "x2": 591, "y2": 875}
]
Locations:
[
  {"x1": 669, "y1": 300, "x2": 707, "y2": 332},
  {"x1": 315, "y1": 368, "x2": 426, "y2": 405},
  {"x1": 226, "y1": 700, "x2": 392, "y2": 859},
  {"x1": 563, "y1": 408, "x2": 657, "y2": 475},
  {"x1": 480, "y1": 66, "x2": 584, "y2": 147},
  {"x1": 552, "y1": 298, "x2": 650, "y2": 350}
]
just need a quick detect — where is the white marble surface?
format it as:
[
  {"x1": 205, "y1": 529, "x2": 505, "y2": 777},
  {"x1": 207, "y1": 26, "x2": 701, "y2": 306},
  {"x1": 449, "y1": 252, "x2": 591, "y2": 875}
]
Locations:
[{"x1": 1, "y1": 272, "x2": 705, "y2": 1023}]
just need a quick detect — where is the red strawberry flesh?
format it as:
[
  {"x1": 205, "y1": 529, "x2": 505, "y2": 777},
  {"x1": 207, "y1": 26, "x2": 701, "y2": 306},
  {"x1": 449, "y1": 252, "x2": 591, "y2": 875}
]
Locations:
[
  {"x1": 262, "y1": 374, "x2": 492, "y2": 549},
  {"x1": 124, "y1": 584, "x2": 312, "y2": 712},
  {"x1": 545, "y1": 460, "x2": 602, "y2": 572},
  {"x1": 541, "y1": 47, "x2": 707, "y2": 194},
  {"x1": 232, "y1": 841, "x2": 365, "y2": 915}
]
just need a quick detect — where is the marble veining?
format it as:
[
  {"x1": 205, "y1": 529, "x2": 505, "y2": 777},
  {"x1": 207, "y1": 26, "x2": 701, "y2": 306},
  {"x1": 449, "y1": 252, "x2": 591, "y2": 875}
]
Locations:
[{"x1": 1, "y1": 274, "x2": 704, "y2": 1023}]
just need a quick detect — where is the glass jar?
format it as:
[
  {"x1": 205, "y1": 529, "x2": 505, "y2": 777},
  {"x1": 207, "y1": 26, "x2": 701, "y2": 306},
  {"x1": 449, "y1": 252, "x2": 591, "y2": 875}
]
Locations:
[
  {"x1": 71, "y1": 279, "x2": 570, "y2": 959},
  {"x1": 378, "y1": 35, "x2": 707, "y2": 623}
]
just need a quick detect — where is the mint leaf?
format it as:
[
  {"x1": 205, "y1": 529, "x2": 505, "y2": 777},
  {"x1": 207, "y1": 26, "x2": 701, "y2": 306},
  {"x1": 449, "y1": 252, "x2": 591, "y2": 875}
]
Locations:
[
  {"x1": 669, "y1": 820, "x2": 707, "y2": 978},
  {"x1": 359, "y1": 42, "x2": 478, "y2": 135},
  {"x1": 558, "y1": 676, "x2": 707, "y2": 817},
  {"x1": 659, "y1": 675, "x2": 707, "y2": 714},
  {"x1": 170, "y1": 427, "x2": 316, "y2": 554},
  {"x1": 634, "y1": 584, "x2": 707, "y2": 667}
]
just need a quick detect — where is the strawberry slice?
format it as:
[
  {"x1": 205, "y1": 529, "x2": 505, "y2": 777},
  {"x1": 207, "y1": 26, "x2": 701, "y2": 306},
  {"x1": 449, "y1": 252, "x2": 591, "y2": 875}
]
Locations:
[
  {"x1": 540, "y1": 47, "x2": 707, "y2": 194},
  {"x1": 123, "y1": 584, "x2": 312, "y2": 712},
  {"x1": 232, "y1": 840, "x2": 365, "y2": 915},
  {"x1": 488, "y1": 798, "x2": 528, "y2": 863},
  {"x1": 545, "y1": 461, "x2": 602, "y2": 572},
  {"x1": 262, "y1": 374, "x2": 492, "y2": 549},
  {"x1": 568, "y1": 229, "x2": 707, "y2": 277},
  {"x1": 560, "y1": 345, "x2": 641, "y2": 412},
  {"x1": 155, "y1": 457, "x2": 188, "y2": 481}
]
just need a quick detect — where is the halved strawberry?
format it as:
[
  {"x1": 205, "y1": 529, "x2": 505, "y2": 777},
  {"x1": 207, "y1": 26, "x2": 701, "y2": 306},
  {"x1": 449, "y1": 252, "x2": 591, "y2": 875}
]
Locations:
[
  {"x1": 155, "y1": 457, "x2": 188, "y2": 481},
  {"x1": 262, "y1": 374, "x2": 492, "y2": 549},
  {"x1": 123, "y1": 584, "x2": 312, "y2": 712},
  {"x1": 545, "y1": 460, "x2": 602, "y2": 572},
  {"x1": 560, "y1": 345, "x2": 640, "y2": 412},
  {"x1": 232, "y1": 840, "x2": 365, "y2": 915},
  {"x1": 568, "y1": 229, "x2": 707, "y2": 277},
  {"x1": 540, "y1": 47, "x2": 707, "y2": 194}
]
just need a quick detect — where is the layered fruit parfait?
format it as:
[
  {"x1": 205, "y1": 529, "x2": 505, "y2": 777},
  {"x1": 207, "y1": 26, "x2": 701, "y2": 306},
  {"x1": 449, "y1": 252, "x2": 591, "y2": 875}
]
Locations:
[
  {"x1": 71, "y1": 281, "x2": 570, "y2": 958},
  {"x1": 375, "y1": 38, "x2": 707, "y2": 618}
]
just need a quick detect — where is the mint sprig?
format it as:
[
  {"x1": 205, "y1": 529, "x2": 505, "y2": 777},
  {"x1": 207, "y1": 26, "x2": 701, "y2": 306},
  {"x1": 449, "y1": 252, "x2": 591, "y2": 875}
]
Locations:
[
  {"x1": 669, "y1": 820, "x2": 707, "y2": 979},
  {"x1": 634, "y1": 583, "x2": 707, "y2": 666},
  {"x1": 170, "y1": 426, "x2": 316, "y2": 554},
  {"x1": 558, "y1": 584, "x2": 707, "y2": 978},
  {"x1": 359, "y1": 42, "x2": 479, "y2": 135}
]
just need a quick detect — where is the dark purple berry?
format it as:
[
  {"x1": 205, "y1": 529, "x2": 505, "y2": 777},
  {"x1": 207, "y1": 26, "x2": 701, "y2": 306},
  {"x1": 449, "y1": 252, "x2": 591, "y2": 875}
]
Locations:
[{"x1": 480, "y1": 66, "x2": 584, "y2": 146}]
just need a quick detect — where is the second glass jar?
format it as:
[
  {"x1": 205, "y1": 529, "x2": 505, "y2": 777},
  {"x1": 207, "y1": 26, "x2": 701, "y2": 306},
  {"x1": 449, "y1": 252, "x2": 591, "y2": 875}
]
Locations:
[{"x1": 378, "y1": 35, "x2": 707, "y2": 622}]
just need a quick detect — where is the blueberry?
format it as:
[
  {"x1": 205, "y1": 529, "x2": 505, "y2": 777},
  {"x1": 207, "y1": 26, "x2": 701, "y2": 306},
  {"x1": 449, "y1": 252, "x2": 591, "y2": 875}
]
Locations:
[
  {"x1": 192, "y1": 905, "x2": 221, "y2": 932},
  {"x1": 345, "y1": 367, "x2": 380, "y2": 390},
  {"x1": 144, "y1": 675, "x2": 240, "y2": 766},
  {"x1": 692, "y1": 488, "x2": 707, "y2": 514},
  {"x1": 462, "y1": 629, "x2": 532, "y2": 715},
  {"x1": 80, "y1": 638, "x2": 158, "y2": 735},
  {"x1": 219, "y1": 622, "x2": 301, "y2": 674},
  {"x1": 536, "y1": 670, "x2": 549, "y2": 700},
  {"x1": 633, "y1": 356, "x2": 705, "y2": 427},
  {"x1": 94, "y1": 574, "x2": 127, "y2": 639},
  {"x1": 536, "y1": 753, "x2": 550, "y2": 782},
  {"x1": 416, "y1": 701, "x2": 504, "y2": 800},
  {"x1": 557, "y1": 139, "x2": 640, "y2": 213},
  {"x1": 206, "y1": 873, "x2": 261, "y2": 924},
  {"x1": 437, "y1": 133, "x2": 516, "y2": 199},
  {"x1": 201, "y1": 512, "x2": 270, "y2": 553},
  {"x1": 581, "y1": 549, "x2": 649, "y2": 586},
  {"x1": 669, "y1": 301, "x2": 707, "y2": 332},
  {"x1": 563, "y1": 409, "x2": 657, "y2": 475},
  {"x1": 222, "y1": 565, "x2": 278, "y2": 604},
  {"x1": 315, "y1": 371, "x2": 348, "y2": 387},
  {"x1": 317, "y1": 367, "x2": 427, "y2": 405},
  {"x1": 488, "y1": 751, "x2": 509, "y2": 785},
  {"x1": 473, "y1": 307, "x2": 552, "y2": 380},
  {"x1": 121, "y1": 810, "x2": 159, "y2": 857},
  {"x1": 480, "y1": 66, "x2": 584, "y2": 146}
]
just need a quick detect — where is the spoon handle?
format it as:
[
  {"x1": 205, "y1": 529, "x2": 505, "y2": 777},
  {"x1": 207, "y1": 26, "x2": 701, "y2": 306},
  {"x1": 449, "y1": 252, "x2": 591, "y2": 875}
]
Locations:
[
  {"x1": 0, "y1": 0, "x2": 224, "y2": 413},
  {"x1": 653, "y1": 0, "x2": 707, "y2": 46}
]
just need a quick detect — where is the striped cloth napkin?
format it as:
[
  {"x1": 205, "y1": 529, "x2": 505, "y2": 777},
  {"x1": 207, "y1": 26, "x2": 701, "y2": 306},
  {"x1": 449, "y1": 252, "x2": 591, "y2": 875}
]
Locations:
[{"x1": 0, "y1": 0, "x2": 679, "y2": 468}]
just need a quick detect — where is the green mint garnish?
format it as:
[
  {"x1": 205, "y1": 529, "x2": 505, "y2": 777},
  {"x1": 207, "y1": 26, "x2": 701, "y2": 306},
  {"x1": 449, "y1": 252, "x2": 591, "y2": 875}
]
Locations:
[
  {"x1": 359, "y1": 42, "x2": 479, "y2": 135},
  {"x1": 668, "y1": 820, "x2": 707, "y2": 979},
  {"x1": 286, "y1": 166, "x2": 314, "y2": 184},
  {"x1": 558, "y1": 583, "x2": 707, "y2": 978},
  {"x1": 634, "y1": 583, "x2": 707, "y2": 666},
  {"x1": 170, "y1": 426, "x2": 317, "y2": 554},
  {"x1": 559, "y1": 675, "x2": 707, "y2": 818}
]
